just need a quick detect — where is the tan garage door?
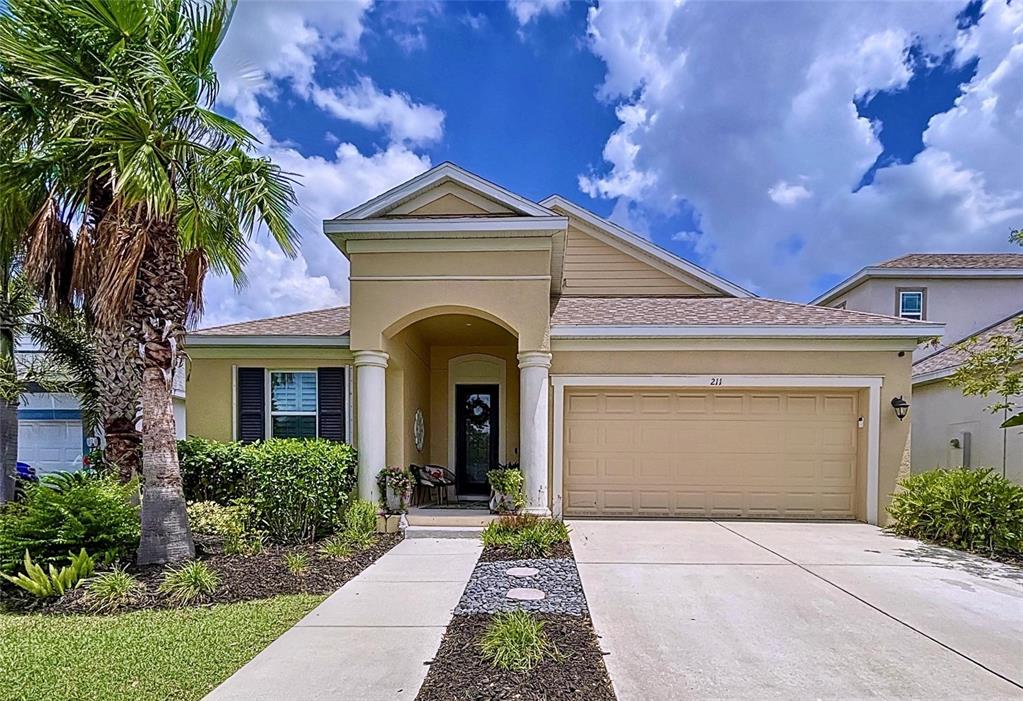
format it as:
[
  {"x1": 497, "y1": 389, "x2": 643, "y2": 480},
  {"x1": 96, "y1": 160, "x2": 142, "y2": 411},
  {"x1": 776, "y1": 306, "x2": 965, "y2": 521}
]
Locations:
[{"x1": 563, "y1": 388, "x2": 859, "y2": 519}]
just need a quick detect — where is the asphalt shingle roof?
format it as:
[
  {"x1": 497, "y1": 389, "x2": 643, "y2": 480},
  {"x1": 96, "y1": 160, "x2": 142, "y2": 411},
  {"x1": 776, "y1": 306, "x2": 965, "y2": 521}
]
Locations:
[
  {"x1": 550, "y1": 296, "x2": 926, "y2": 327},
  {"x1": 877, "y1": 253, "x2": 1023, "y2": 269},
  {"x1": 913, "y1": 311, "x2": 1023, "y2": 378},
  {"x1": 192, "y1": 307, "x2": 350, "y2": 337}
]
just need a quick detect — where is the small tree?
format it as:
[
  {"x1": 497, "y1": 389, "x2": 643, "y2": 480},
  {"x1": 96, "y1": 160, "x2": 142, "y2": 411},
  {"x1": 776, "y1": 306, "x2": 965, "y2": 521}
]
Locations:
[{"x1": 947, "y1": 317, "x2": 1023, "y2": 429}]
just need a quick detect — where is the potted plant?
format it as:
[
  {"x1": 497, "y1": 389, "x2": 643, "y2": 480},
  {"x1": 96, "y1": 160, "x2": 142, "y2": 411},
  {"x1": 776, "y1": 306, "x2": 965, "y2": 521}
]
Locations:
[
  {"x1": 487, "y1": 463, "x2": 525, "y2": 514},
  {"x1": 377, "y1": 466, "x2": 415, "y2": 515}
]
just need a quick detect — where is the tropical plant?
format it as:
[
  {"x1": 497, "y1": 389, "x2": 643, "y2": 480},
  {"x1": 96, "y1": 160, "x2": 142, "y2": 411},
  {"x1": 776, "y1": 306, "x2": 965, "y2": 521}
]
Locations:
[
  {"x1": 480, "y1": 611, "x2": 560, "y2": 672},
  {"x1": 1, "y1": 548, "x2": 95, "y2": 597},
  {"x1": 0, "y1": 0, "x2": 298, "y2": 564},
  {"x1": 84, "y1": 565, "x2": 143, "y2": 611},
  {"x1": 377, "y1": 466, "x2": 415, "y2": 514},
  {"x1": 245, "y1": 439, "x2": 357, "y2": 544},
  {"x1": 344, "y1": 499, "x2": 379, "y2": 538},
  {"x1": 0, "y1": 472, "x2": 139, "y2": 573},
  {"x1": 487, "y1": 466, "x2": 525, "y2": 513},
  {"x1": 318, "y1": 537, "x2": 353, "y2": 559},
  {"x1": 481, "y1": 514, "x2": 570, "y2": 558},
  {"x1": 888, "y1": 468, "x2": 1023, "y2": 558},
  {"x1": 186, "y1": 500, "x2": 262, "y2": 555},
  {"x1": 159, "y1": 560, "x2": 220, "y2": 604},
  {"x1": 283, "y1": 551, "x2": 308, "y2": 575}
]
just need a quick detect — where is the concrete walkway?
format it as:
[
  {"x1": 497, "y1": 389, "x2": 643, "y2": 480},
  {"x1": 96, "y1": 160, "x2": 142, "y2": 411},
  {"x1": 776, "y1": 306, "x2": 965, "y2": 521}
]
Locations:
[
  {"x1": 205, "y1": 537, "x2": 481, "y2": 701},
  {"x1": 571, "y1": 520, "x2": 1023, "y2": 700}
]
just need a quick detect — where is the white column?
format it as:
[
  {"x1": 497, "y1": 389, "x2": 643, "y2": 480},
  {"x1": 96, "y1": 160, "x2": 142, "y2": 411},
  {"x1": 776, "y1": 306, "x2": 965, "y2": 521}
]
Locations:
[
  {"x1": 354, "y1": 350, "x2": 388, "y2": 504},
  {"x1": 518, "y1": 351, "x2": 552, "y2": 516}
]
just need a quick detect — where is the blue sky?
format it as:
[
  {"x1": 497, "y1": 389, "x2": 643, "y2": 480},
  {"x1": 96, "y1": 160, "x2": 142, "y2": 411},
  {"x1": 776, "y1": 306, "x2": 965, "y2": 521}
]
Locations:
[{"x1": 203, "y1": 0, "x2": 1022, "y2": 327}]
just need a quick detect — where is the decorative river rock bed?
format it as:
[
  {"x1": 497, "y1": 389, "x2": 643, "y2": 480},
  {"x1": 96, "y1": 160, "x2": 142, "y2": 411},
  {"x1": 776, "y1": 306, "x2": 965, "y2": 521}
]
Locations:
[{"x1": 454, "y1": 558, "x2": 587, "y2": 615}]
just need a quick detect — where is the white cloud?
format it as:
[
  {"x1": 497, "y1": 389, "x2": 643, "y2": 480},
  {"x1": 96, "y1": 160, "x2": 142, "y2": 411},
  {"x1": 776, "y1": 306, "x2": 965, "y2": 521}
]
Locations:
[
  {"x1": 581, "y1": 1, "x2": 1023, "y2": 300},
  {"x1": 507, "y1": 0, "x2": 568, "y2": 26},
  {"x1": 309, "y1": 77, "x2": 445, "y2": 145},
  {"x1": 198, "y1": 2, "x2": 436, "y2": 327},
  {"x1": 768, "y1": 181, "x2": 812, "y2": 206}
]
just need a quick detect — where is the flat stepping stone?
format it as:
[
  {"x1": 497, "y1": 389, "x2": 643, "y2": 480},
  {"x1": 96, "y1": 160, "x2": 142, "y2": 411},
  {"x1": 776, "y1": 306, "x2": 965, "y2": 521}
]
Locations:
[
  {"x1": 507, "y1": 587, "x2": 545, "y2": 601},
  {"x1": 505, "y1": 567, "x2": 539, "y2": 578}
]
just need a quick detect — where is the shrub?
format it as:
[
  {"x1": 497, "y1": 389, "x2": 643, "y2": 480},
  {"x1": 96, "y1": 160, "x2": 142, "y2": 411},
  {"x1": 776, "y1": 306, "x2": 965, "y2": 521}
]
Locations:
[
  {"x1": 283, "y1": 552, "x2": 309, "y2": 575},
  {"x1": 318, "y1": 537, "x2": 353, "y2": 559},
  {"x1": 186, "y1": 501, "x2": 263, "y2": 555},
  {"x1": 1, "y1": 549, "x2": 94, "y2": 598},
  {"x1": 481, "y1": 515, "x2": 570, "y2": 558},
  {"x1": 487, "y1": 467, "x2": 525, "y2": 513},
  {"x1": 0, "y1": 473, "x2": 139, "y2": 574},
  {"x1": 159, "y1": 561, "x2": 220, "y2": 604},
  {"x1": 344, "y1": 499, "x2": 379, "y2": 537},
  {"x1": 480, "y1": 611, "x2": 560, "y2": 672},
  {"x1": 246, "y1": 439, "x2": 358, "y2": 543},
  {"x1": 888, "y1": 468, "x2": 1023, "y2": 557},
  {"x1": 84, "y1": 566, "x2": 143, "y2": 611},
  {"x1": 178, "y1": 437, "x2": 253, "y2": 504}
]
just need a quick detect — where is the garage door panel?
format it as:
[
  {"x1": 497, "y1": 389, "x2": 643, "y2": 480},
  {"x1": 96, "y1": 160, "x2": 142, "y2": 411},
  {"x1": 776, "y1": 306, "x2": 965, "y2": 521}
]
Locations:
[{"x1": 563, "y1": 388, "x2": 858, "y2": 519}]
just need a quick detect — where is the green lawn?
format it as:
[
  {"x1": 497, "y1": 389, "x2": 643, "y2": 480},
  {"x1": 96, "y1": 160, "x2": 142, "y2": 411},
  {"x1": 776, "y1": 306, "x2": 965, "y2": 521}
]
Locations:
[{"x1": 0, "y1": 594, "x2": 326, "y2": 701}]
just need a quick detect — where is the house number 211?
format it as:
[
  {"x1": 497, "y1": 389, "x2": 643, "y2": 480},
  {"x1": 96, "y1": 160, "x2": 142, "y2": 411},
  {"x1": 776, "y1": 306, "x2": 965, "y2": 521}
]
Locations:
[{"x1": 709, "y1": 377, "x2": 724, "y2": 386}]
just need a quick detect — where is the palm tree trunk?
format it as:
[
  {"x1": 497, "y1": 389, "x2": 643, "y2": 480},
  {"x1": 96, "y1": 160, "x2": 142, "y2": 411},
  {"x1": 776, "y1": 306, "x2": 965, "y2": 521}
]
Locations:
[
  {"x1": 0, "y1": 398, "x2": 17, "y2": 503},
  {"x1": 92, "y1": 323, "x2": 142, "y2": 482},
  {"x1": 136, "y1": 217, "x2": 193, "y2": 566}
]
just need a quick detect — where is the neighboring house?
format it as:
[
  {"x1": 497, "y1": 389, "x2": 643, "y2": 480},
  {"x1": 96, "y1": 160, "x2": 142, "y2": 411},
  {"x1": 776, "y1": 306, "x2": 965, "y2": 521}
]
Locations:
[
  {"x1": 186, "y1": 163, "x2": 941, "y2": 525},
  {"x1": 16, "y1": 347, "x2": 187, "y2": 475},
  {"x1": 813, "y1": 253, "x2": 1023, "y2": 482}
]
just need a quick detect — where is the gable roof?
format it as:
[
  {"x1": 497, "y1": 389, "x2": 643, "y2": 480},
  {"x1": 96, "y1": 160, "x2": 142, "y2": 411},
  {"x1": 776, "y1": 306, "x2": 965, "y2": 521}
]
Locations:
[
  {"x1": 812, "y1": 252, "x2": 1023, "y2": 306},
  {"x1": 913, "y1": 310, "x2": 1023, "y2": 383},
  {"x1": 333, "y1": 162, "x2": 556, "y2": 220},
  {"x1": 550, "y1": 296, "x2": 943, "y2": 339},
  {"x1": 189, "y1": 307, "x2": 350, "y2": 346},
  {"x1": 541, "y1": 195, "x2": 752, "y2": 298},
  {"x1": 878, "y1": 253, "x2": 1023, "y2": 269}
]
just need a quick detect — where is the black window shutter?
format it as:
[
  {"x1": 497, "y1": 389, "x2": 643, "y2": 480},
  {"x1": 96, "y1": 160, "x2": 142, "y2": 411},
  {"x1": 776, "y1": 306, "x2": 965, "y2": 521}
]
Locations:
[
  {"x1": 237, "y1": 368, "x2": 265, "y2": 442},
  {"x1": 317, "y1": 367, "x2": 346, "y2": 442}
]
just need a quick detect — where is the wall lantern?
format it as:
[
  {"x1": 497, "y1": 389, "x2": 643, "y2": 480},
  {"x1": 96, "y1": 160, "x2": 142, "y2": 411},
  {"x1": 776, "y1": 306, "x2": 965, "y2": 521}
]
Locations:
[{"x1": 891, "y1": 396, "x2": 910, "y2": 421}]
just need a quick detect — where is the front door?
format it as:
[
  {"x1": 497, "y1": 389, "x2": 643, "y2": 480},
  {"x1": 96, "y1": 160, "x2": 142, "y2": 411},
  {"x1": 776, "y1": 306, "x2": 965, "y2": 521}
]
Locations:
[{"x1": 455, "y1": 384, "x2": 499, "y2": 495}]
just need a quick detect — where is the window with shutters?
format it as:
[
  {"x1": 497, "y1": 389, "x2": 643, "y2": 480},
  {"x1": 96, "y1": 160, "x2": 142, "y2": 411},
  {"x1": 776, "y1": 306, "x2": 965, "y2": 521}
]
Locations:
[{"x1": 269, "y1": 371, "x2": 318, "y2": 438}]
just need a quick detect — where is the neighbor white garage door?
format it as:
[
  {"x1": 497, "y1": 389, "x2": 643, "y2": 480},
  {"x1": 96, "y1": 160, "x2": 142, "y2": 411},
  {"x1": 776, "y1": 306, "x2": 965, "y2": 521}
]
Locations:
[
  {"x1": 19, "y1": 420, "x2": 84, "y2": 474},
  {"x1": 562, "y1": 388, "x2": 860, "y2": 519}
]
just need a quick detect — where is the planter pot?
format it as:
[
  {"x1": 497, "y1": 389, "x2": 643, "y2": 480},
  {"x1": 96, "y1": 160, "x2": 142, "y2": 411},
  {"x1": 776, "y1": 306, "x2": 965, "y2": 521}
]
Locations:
[
  {"x1": 384, "y1": 486, "x2": 411, "y2": 514},
  {"x1": 489, "y1": 491, "x2": 516, "y2": 514}
]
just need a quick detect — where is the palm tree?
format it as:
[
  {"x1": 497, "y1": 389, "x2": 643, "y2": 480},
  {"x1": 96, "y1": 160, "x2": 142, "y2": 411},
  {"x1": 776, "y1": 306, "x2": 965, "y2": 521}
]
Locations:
[{"x1": 0, "y1": 0, "x2": 298, "y2": 564}]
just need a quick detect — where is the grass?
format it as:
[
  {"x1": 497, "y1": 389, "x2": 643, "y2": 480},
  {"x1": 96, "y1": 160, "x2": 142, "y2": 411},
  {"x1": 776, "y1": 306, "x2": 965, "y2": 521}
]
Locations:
[
  {"x1": 481, "y1": 514, "x2": 570, "y2": 558},
  {"x1": 480, "y1": 610, "x2": 560, "y2": 672},
  {"x1": 0, "y1": 594, "x2": 325, "y2": 701}
]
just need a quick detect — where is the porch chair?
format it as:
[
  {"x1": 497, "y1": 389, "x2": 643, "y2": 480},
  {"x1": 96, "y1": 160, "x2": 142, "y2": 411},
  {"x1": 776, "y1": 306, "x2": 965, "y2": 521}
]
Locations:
[
  {"x1": 425, "y1": 464, "x2": 458, "y2": 505},
  {"x1": 410, "y1": 465, "x2": 455, "y2": 506}
]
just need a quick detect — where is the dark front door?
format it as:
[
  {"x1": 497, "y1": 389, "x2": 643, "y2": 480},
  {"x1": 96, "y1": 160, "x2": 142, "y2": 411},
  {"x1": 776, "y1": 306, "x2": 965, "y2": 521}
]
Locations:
[{"x1": 455, "y1": 384, "x2": 499, "y2": 495}]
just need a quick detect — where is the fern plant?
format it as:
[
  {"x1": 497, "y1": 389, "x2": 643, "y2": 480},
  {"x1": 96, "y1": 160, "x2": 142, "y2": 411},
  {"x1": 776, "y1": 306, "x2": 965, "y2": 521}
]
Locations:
[{"x1": 1, "y1": 549, "x2": 95, "y2": 597}]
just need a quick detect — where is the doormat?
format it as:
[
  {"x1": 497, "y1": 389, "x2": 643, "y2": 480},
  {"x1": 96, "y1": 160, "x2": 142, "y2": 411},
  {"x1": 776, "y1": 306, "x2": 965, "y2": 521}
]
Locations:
[{"x1": 420, "y1": 501, "x2": 491, "y2": 510}]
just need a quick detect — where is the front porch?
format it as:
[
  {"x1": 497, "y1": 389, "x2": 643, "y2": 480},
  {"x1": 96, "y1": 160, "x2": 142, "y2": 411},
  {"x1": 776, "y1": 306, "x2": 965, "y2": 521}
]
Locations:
[{"x1": 352, "y1": 311, "x2": 553, "y2": 516}]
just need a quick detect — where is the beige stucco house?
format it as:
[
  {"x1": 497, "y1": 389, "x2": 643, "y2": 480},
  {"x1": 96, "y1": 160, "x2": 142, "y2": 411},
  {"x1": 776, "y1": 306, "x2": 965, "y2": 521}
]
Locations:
[
  {"x1": 814, "y1": 253, "x2": 1023, "y2": 482},
  {"x1": 186, "y1": 163, "x2": 942, "y2": 525}
]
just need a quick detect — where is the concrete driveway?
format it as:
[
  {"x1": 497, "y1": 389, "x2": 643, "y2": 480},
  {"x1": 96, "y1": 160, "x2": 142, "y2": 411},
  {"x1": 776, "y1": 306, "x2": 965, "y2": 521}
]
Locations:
[{"x1": 570, "y1": 520, "x2": 1023, "y2": 700}]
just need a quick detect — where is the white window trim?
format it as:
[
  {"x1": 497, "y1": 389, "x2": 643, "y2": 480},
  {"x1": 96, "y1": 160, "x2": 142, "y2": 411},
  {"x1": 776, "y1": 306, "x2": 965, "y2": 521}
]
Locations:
[
  {"x1": 898, "y1": 290, "x2": 924, "y2": 320},
  {"x1": 266, "y1": 369, "x2": 319, "y2": 439},
  {"x1": 550, "y1": 374, "x2": 884, "y2": 525}
]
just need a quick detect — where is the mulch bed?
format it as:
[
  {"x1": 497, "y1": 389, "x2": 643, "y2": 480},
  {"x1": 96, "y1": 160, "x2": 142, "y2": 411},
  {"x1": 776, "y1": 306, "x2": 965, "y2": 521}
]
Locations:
[
  {"x1": 417, "y1": 535, "x2": 616, "y2": 701},
  {"x1": 477, "y1": 540, "x2": 574, "y2": 563},
  {"x1": 417, "y1": 614, "x2": 615, "y2": 701},
  {"x1": 5, "y1": 533, "x2": 401, "y2": 616}
]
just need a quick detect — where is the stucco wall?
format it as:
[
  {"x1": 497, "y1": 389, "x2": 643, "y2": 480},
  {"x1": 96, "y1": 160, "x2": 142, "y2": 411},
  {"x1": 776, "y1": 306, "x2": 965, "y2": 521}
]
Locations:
[
  {"x1": 185, "y1": 347, "x2": 353, "y2": 442},
  {"x1": 912, "y1": 380, "x2": 1022, "y2": 483},
  {"x1": 832, "y1": 277, "x2": 1023, "y2": 360},
  {"x1": 549, "y1": 348, "x2": 913, "y2": 524}
]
